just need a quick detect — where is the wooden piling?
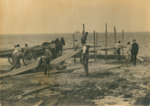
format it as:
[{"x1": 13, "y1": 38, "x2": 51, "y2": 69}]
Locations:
[
  {"x1": 82, "y1": 24, "x2": 85, "y2": 37},
  {"x1": 73, "y1": 34, "x2": 75, "y2": 63},
  {"x1": 114, "y1": 26, "x2": 117, "y2": 55},
  {"x1": 96, "y1": 33, "x2": 98, "y2": 57},
  {"x1": 105, "y1": 23, "x2": 107, "y2": 58},
  {"x1": 94, "y1": 31, "x2": 96, "y2": 61},
  {"x1": 114, "y1": 26, "x2": 117, "y2": 44},
  {"x1": 122, "y1": 30, "x2": 124, "y2": 46},
  {"x1": 73, "y1": 34, "x2": 75, "y2": 48},
  {"x1": 122, "y1": 30, "x2": 124, "y2": 55}
]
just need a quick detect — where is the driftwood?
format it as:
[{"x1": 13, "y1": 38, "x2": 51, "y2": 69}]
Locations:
[
  {"x1": 33, "y1": 100, "x2": 43, "y2": 106},
  {"x1": 13, "y1": 84, "x2": 59, "y2": 99}
]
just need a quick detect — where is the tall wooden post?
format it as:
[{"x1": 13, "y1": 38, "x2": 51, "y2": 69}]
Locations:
[
  {"x1": 114, "y1": 26, "x2": 117, "y2": 44},
  {"x1": 73, "y1": 34, "x2": 75, "y2": 48},
  {"x1": 105, "y1": 23, "x2": 107, "y2": 58},
  {"x1": 73, "y1": 34, "x2": 75, "y2": 63},
  {"x1": 96, "y1": 33, "x2": 98, "y2": 57},
  {"x1": 94, "y1": 31, "x2": 96, "y2": 61},
  {"x1": 82, "y1": 24, "x2": 85, "y2": 37},
  {"x1": 122, "y1": 30, "x2": 124, "y2": 46},
  {"x1": 114, "y1": 26, "x2": 117, "y2": 55},
  {"x1": 122, "y1": 30, "x2": 124, "y2": 55}
]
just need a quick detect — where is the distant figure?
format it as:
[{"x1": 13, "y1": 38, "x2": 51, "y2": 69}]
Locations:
[
  {"x1": 55, "y1": 38, "x2": 60, "y2": 57},
  {"x1": 116, "y1": 41, "x2": 122, "y2": 61},
  {"x1": 74, "y1": 40, "x2": 79, "y2": 50},
  {"x1": 58, "y1": 38, "x2": 63, "y2": 56},
  {"x1": 81, "y1": 32, "x2": 88, "y2": 46},
  {"x1": 50, "y1": 41, "x2": 57, "y2": 59},
  {"x1": 125, "y1": 42, "x2": 131, "y2": 65},
  {"x1": 23, "y1": 43, "x2": 28, "y2": 56},
  {"x1": 61, "y1": 37, "x2": 65, "y2": 46},
  {"x1": 131, "y1": 39, "x2": 139, "y2": 66},
  {"x1": 81, "y1": 42, "x2": 90, "y2": 76}
]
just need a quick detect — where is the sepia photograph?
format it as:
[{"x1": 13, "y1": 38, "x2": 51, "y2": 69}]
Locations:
[{"x1": 0, "y1": 0, "x2": 150, "y2": 105}]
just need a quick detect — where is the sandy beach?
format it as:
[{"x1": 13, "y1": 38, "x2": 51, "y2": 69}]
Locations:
[{"x1": 0, "y1": 47, "x2": 150, "y2": 106}]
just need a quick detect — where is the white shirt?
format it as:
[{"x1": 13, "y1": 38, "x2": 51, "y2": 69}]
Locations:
[
  {"x1": 126, "y1": 44, "x2": 131, "y2": 53},
  {"x1": 82, "y1": 45, "x2": 87, "y2": 54},
  {"x1": 116, "y1": 43, "x2": 121, "y2": 49},
  {"x1": 13, "y1": 47, "x2": 21, "y2": 55}
]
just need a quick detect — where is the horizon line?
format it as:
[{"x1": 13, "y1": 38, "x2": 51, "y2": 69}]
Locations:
[{"x1": 1, "y1": 31, "x2": 150, "y2": 35}]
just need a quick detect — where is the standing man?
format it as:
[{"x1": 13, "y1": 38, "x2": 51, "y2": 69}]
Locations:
[
  {"x1": 43, "y1": 47, "x2": 52, "y2": 76},
  {"x1": 116, "y1": 41, "x2": 121, "y2": 61},
  {"x1": 81, "y1": 32, "x2": 88, "y2": 46},
  {"x1": 131, "y1": 39, "x2": 139, "y2": 66},
  {"x1": 125, "y1": 42, "x2": 131, "y2": 66},
  {"x1": 74, "y1": 40, "x2": 79, "y2": 50},
  {"x1": 82, "y1": 43, "x2": 90, "y2": 76},
  {"x1": 36, "y1": 47, "x2": 52, "y2": 76},
  {"x1": 23, "y1": 43, "x2": 28, "y2": 56}
]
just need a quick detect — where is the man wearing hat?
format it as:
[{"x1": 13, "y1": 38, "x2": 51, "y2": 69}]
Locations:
[
  {"x1": 11, "y1": 44, "x2": 26, "y2": 70},
  {"x1": 81, "y1": 42, "x2": 90, "y2": 76},
  {"x1": 131, "y1": 39, "x2": 139, "y2": 66},
  {"x1": 36, "y1": 47, "x2": 52, "y2": 76},
  {"x1": 116, "y1": 41, "x2": 122, "y2": 61},
  {"x1": 81, "y1": 32, "x2": 88, "y2": 46}
]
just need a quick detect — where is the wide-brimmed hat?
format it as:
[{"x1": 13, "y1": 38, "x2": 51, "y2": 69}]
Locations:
[
  {"x1": 133, "y1": 39, "x2": 136, "y2": 41},
  {"x1": 17, "y1": 44, "x2": 20, "y2": 47}
]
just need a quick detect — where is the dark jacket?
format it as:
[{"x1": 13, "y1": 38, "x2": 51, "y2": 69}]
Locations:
[{"x1": 131, "y1": 42, "x2": 139, "y2": 55}]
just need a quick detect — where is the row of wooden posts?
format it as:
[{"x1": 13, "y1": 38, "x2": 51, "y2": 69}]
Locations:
[{"x1": 72, "y1": 23, "x2": 125, "y2": 61}]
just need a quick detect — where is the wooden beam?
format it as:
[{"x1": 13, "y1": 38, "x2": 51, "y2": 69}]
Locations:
[
  {"x1": 105, "y1": 23, "x2": 108, "y2": 58},
  {"x1": 34, "y1": 100, "x2": 43, "y2": 106},
  {"x1": 114, "y1": 26, "x2": 117, "y2": 44},
  {"x1": 96, "y1": 33, "x2": 98, "y2": 57},
  {"x1": 13, "y1": 84, "x2": 59, "y2": 99},
  {"x1": 94, "y1": 31, "x2": 96, "y2": 61},
  {"x1": 137, "y1": 56, "x2": 144, "y2": 62},
  {"x1": 122, "y1": 30, "x2": 124, "y2": 45},
  {"x1": 73, "y1": 34, "x2": 75, "y2": 63},
  {"x1": 122, "y1": 30, "x2": 124, "y2": 55}
]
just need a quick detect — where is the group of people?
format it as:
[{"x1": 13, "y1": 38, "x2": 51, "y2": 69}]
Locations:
[
  {"x1": 36, "y1": 46, "x2": 52, "y2": 76},
  {"x1": 37, "y1": 37, "x2": 65, "y2": 76},
  {"x1": 10, "y1": 44, "x2": 28, "y2": 70},
  {"x1": 42, "y1": 37, "x2": 65, "y2": 59},
  {"x1": 116, "y1": 39, "x2": 139, "y2": 66},
  {"x1": 10, "y1": 37, "x2": 65, "y2": 74},
  {"x1": 10, "y1": 33, "x2": 139, "y2": 77}
]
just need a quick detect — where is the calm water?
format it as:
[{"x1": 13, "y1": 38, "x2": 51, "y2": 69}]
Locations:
[{"x1": 1, "y1": 32, "x2": 150, "y2": 51}]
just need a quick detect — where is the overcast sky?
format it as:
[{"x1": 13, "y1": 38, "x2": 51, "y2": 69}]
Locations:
[{"x1": 0, "y1": 0, "x2": 150, "y2": 34}]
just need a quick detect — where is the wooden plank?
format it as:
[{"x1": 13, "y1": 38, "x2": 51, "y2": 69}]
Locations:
[
  {"x1": 13, "y1": 84, "x2": 59, "y2": 99},
  {"x1": 105, "y1": 23, "x2": 108, "y2": 58},
  {"x1": 0, "y1": 50, "x2": 81, "y2": 78},
  {"x1": 137, "y1": 56, "x2": 144, "y2": 62},
  {"x1": 34, "y1": 100, "x2": 43, "y2": 106},
  {"x1": 46, "y1": 95, "x2": 63, "y2": 106},
  {"x1": 94, "y1": 30, "x2": 96, "y2": 61}
]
